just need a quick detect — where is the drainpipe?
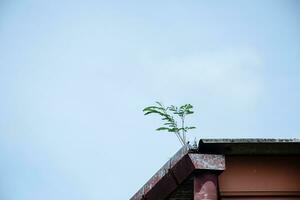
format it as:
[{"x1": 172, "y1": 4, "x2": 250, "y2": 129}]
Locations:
[{"x1": 194, "y1": 172, "x2": 218, "y2": 200}]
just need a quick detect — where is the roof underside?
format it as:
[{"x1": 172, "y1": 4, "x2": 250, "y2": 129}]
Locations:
[
  {"x1": 200, "y1": 138, "x2": 300, "y2": 143},
  {"x1": 198, "y1": 138, "x2": 300, "y2": 155}
]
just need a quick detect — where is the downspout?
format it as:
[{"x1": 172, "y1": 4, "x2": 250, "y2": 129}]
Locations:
[{"x1": 194, "y1": 172, "x2": 218, "y2": 200}]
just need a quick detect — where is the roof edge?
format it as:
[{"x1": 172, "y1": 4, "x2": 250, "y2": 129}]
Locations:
[
  {"x1": 130, "y1": 144, "x2": 224, "y2": 200},
  {"x1": 200, "y1": 138, "x2": 300, "y2": 144},
  {"x1": 198, "y1": 138, "x2": 300, "y2": 155}
]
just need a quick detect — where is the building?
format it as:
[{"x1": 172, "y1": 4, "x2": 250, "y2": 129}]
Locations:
[{"x1": 130, "y1": 139, "x2": 300, "y2": 200}]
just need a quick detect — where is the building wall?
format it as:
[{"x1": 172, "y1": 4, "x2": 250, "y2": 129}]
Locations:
[
  {"x1": 158, "y1": 154, "x2": 300, "y2": 200},
  {"x1": 219, "y1": 155, "x2": 300, "y2": 200}
]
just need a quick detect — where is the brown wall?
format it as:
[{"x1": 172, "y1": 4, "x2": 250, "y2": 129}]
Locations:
[{"x1": 218, "y1": 155, "x2": 300, "y2": 200}]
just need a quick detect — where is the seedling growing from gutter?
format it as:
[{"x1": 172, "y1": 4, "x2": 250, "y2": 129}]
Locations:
[{"x1": 143, "y1": 102, "x2": 196, "y2": 146}]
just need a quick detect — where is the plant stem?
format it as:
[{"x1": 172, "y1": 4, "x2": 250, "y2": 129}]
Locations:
[
  {"x1": 181, "y1": 115, "x2": 185, "y2": 144},
  {"x1": 175, "y1": 131, "x2": 184, "y2": 146},
  {"x1": 163, "y1": 106, "x2": 185, "y2": 146}
]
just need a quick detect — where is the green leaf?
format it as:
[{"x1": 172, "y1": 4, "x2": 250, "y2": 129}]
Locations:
[
  {"x1": 143, "y1": 106, "x2": 164, "y2": 111},
  {"x1": 156, "y1": 127, "x2": 169, "y2": 131},
  {"x1": 144, "y1": 112, "x2": 152, "y2": 115},
  {"x1": 145, "y1": 109, "x2": 164, "y2": 115},
  {"x1": 186, "y1": 104, "x2": 193, "y2": 109},
  {"x1": 168, "y1": 105, "x2": 177, "y2": 112},
  {"x1": 168, "y1": 128, "x2": 179, "y2": 132},
  {"x1": 186, "y1": 126, "x2": 196, "y2": 129},
  {"x1": 155, "y1": 101, "x2": 164, "y2": 107}
]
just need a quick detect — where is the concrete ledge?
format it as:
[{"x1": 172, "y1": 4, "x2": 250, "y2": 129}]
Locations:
[
  {"x1": 130, "y1": 145, "x2": 225, "y2": 200},
  {"x1": 189, "y1": 154, "x2": 225, "y2": 170},
  {"x1": 198, "y1": 139, "x2": 300, "y2": 155}
]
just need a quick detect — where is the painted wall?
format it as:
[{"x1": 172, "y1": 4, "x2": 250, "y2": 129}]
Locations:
[{"x1": 219, "y1": 155, "x2": 300, "y2": 200}]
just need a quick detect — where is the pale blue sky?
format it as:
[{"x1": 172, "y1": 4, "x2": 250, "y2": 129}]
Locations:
[{"x1": 0, "y1": 0, "x2": 299, "y2": 199}]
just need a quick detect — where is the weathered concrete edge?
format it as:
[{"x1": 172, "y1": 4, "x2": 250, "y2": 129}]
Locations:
[
  {"x1": 198, "y1": 138, "x2": 300, "y2": 155},
  {"x1": 189, "y1": 154, "x2": 225, "y2": 170},
  {"x1": 200, "y1": 138, "x2": 300, "y2": 144},
  {"x1": 130, "y1": 145, "x2": 225, "y2": 200},
  {"x1": 130, "y1": 145, "x2": 191, "y2": 200}
]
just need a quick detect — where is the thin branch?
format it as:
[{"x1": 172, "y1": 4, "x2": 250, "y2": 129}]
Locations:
[
  {"x1": 182, "y1": 114, "x2": 185, "y2": 144},
  {"x1": 175, "y1": 131, "x2": 184, "y2": 146}
]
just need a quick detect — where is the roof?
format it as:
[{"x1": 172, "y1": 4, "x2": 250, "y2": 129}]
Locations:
[
  {"x1": 131, "y1": 138, "x2": 300, "y2": 200},
  {"x1": 130, "y1": 144, "x2": 225, "y2": 200},
  {"x1": 200, "y1": 138, "x2": 300, "y2": 143},
  {"x1": 198, "y1": 138, "x2": 300, "y2": 155}
]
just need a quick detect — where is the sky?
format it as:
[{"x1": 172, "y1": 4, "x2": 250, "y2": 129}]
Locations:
[{"x1": 0, "y1": 0, "x2": 299, "y2": 199}]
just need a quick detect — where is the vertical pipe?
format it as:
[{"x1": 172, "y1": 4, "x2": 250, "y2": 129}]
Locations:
[{"x1": 194, "y1": 172, "x2": 218, "y2": 200}]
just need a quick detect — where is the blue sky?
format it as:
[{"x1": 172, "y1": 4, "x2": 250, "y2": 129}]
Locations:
[{"x1": 0, "y1": 0, "x2": 299, "y2": 199}]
